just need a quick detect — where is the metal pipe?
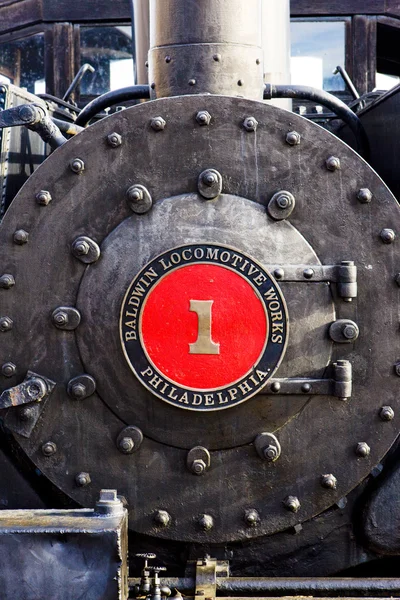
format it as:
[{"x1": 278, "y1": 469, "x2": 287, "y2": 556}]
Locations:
[
  {"x1": 129, "y1": 577, "x2": 400, "y2": 596},
  {"x1": 51, "y1": 118, "x2": 84, "y2": 136},
  {"x1": 333, "y1": 65, "x2": 360, "y2": 100},
  {"x1": 262, "y1": 0, "x2": 292, "y2": 110},
  {"x1": 264, "y1": 83, "x2": 370, "y2": 159},
  {"x1": 132, "y1": 0, "x2": 150, "y2": 85},
  {"x1": 62, "y1": 63, "x2": 95, "y2": 102},
  {"x1": 75, "y1": 85, "x2": 150, "y2": 127},
  {"x1": 148, "y1": 0, "x2": 264, "y2": 100}
]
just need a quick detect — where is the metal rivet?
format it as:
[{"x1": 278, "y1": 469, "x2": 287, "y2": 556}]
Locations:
[
  {"x1": 270, "y1": 381, "x2": 280, "y2": 393},
  {"x1": 198, "y1": 514, "x2": 213, "y2": 531},
  {"x1": 274, "y1": 268, "x2": 284, "y2": 280},
  {"x1": 75, "y1": 472, "x2": 91, "y2": 487},
  {"x1": 13, "y1": 229, "x2": 29, "y2": 245},
  {"x1": 150, "y1": 82, "x2": 155, "y2": 89},
  {"x1": 118, "y1": 436, "x2": 135, "y2": 454},
  {"x1": 256, "y1": 58, "x2": 261, "y2": 65},
  {"x1": 154, "y1": 510, "x2": 171, "y2": 527},
  {"x1": 1, "y1": 362, "x2": 16, "y2": 377},
  {"x1": 283, "y1": 496, "x2": 301, "y2": 513},
  {"x1": 213, "y1": 54, "x2": 221, "y2": 62},
  {"x1": 301, "y1": 383, "x2": 312, "y2": 393},
  {"x1": 165, "y1": 55, "x2": 171, "y2": 63},
  {"x1": 151, "y1": 116, "x2": 166, "y2": 131},
  {"x1": 145, "y1": 61, "x2": 148, "y2": 67},
  {"x1": 325, "y1": 156, "x2": 341, "y2": 171},
  {"x1": 303, "y1": 268, "x2": 314, "y2": 279},
  {"x1": 355, "y1": 442, "x2": 370, "y2": 458},
  {"x1": 35, "y1": 190, "x2": 52, "y2": 206},
  {"x1": 243, "y1": 117, "x2": 258, "y2": 132},
  {"x1": 70, "y1": 158, "x2": 85, "y2": 174},
  {"x1": 0, "y1": 316, "x2": 13, "y2": 332},
  {"x1": 286, "y1": 131, "x2": 301, "y2": 146},
  {"x1": 188, "y1": 78, "x2": 196, "y2": 86},
  {"x1": 320, "y1": 473, "x2": 337, "y2": 489},
  {"x1": 126, "y1": 184, "x2": 153, "y2": 214},
  {"x1": 196, "y1": 110, "x2": 211, "y2": 126},
  {"x1": 41, "y1": 441, "x2": 57, "y2": 457},
  {"x1": 394, "y1": 362, "x2": 400, "y2": 377},
  {"x1": 357, "y1": 188, "x2": 372, "y2": 204},
  {"x1": 394, "y1": 273, "x2": 400, "y2": 287},
  {"x1": 380, "y1": 406, "x2": 394, "y2": 421},
  {"x1": 238, "y1": 79, "x2": 244, "y2": 86},
  {"x1": 0, "y1": 274, "x2": 15, "y2": 289},
  {"x1": 244, "y1": 509, "x2": 260, "y2": 527},
  {"x1": 107, "y1": 132, "x2": 122, "y2": 148},
  {"x1": 380, "y1": 228, "x2": 396, "y2": 244}
]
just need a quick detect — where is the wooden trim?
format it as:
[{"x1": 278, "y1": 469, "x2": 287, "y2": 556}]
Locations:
[
  {"x1": 291, "y1": 1, "x2": 400, "y2": 18},
  {"x1": 45, "y1": 23, "x2": 75, "y2": 97},
  {"x1": 42, "y1": 0, "x2": 131, "y2": 23},
  {"x1": 350, "y1": 15, "x2": 377, "y2": 94}
]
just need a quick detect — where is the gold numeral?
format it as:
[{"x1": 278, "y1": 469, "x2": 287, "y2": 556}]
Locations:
[{"x1": 189, "y1": 300, "x2": 220, "y2": 355}]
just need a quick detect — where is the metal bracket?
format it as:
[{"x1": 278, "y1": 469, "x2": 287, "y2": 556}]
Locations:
[
  {"x1": 195, "y1": 557, "x2": 217, "y2": 599},
  {"x1": 261, "y1": 360, "x2": 352, "y2": 400},
  {"x1": 0, "y1": 103, "x2": 66, "y2": 150},
  {"x1": 269, "y1": 261, "x2": 357, "y2": 301}
]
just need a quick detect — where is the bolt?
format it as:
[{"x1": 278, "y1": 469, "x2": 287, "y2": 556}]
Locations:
[
  {"x1": 118, "y1": 436, "x2": 135, "y2": 453},
  {"x1": 127, "y1": 186, "x2": 144, "y2": 203},
  {"x1": 71, "y1": 383, "x2": 87, "y2": 399},
  {"x1": 0, "y1": 274, "x2": 15, "y2": 289},
  {"x1": 380, "y1": 406, "x2": 394, "y2": 421},
  {"x1": 202, "y1": 172, "x2": 217, "y2": 187},
  {"x1": 395, "y1": 362, "x2": 400, "y2": 377},
  {"x1": 96, "y1": 489, "x2": 124, "y2": 516},
  {"x1": 13, "y1": 229, "x2": 29, "y2": 245},
  {"x1": 301, "y1": 383, "x2": 312, "y2": 393},
  {"x1": 154, "y1": 510, "x2": 171, "y2": 527},
  {"x1": 0, "y1": 316, "x2": 13, "y2": 332},
  {"x1": 321, "y1": 473, "x2": 337, "y2": 489},
  {"x1": 283, "y1": 495, "x2": 301, "y2": 513},
  {"x1": 380, "y1": 228, "x2": 396, "y2": 244},
  {"x1": 27, "y1": 382, "x2": 43, "y2": 399},
  {"x1": 244, "y1": 509, "x2": 260, "y2": 527},
  {"x1": 270, "y1": 381, "x2": 280, "y2": 393},
  {"x1": 196, "y1": 111, "x2": 211, "y2": 126},
  {"x1": 303, "y1": 268, "x2": 314, "y2": 279},
  {"x1": 355, "y1": 442, "x2": 370, "y2": 458},
  {"x1": 357, "y1": 188, "x2": 372, "y2": 204},
  {"x1": 19, "y1": 105, "x2": 35, "y2": 122},
  {"x1": 325, "y1": 156, "x2": 341, "y2": 171},
  {"x1": 1, "y1": 362, "x2": 16, "y2": 377},
  {"x1": 151, "y1": 117, "x2": 166, "y2": 131},
  {"x1": 198, "y1": 514, "x2": 214, "y2": 531},
  {"x1": 286, "y1": 131, "x2": 301, "y2": 146},
  {"x1": 243, "y1": 117, "x2": 258, "y2": 132},
  {"x1": 41, "y1": 441, "x2": 57, "y2": 456},
  {"x1": 70, "y1": 158, "x2": 85, "y2": 174},
  {"x1": 73, "y1": 240, "x2": 90, "y2": 256},
  {"x1": 191, "y1": 459, "x2": 207, "y2": 475},
  {"x1": 75, "y1": 472, "x2": 91, "y2": 487},
  {"x1": 188, "y1": 79, "x2": 196, "y2": 86},
  {"x1": 107, "y1": 132, "x2": 122, "y2": 148},
  {"x1": 53, "y1": 310, "x2": 68, "y2": 327},
  {"x1": 274, "y1": 268, "x2": 284, "y2": 280},
  {"x1": 263, "y1": 444, "x2": 279, "y2": 461},
  {"x1": 343, "y1": 324, "x2": 358, "y2": 340},
  {"x1": 276, "y1": 194, "x2": 290, "y2": 209},
  {"x1": 35, "y1": 190, "x2": 52, "y2": 206}
]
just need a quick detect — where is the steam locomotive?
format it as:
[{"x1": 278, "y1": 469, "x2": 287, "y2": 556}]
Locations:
[{"x1": 1, "y1": 0, "x2": 400, "y2": 598}]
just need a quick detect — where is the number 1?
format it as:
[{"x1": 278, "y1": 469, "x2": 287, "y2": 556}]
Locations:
[{"x1": 189, "y1": 300, "x2": 220, "y2": 355}]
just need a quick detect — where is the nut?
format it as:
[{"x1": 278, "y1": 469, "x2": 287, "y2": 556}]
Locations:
[
  {"x1": 53, "y1": 311, "x2": 68, "y2": 327},
  {"x1": 243, "y1": 117, "x2": 258, "y2": 132},
  {"x1": 263, "y1": 444, "x2": 279, "y2": 461},
  {"x1": 355, "y1": 442, "x2": 370, "y2": 458},
  {"x1": 380, "y1": 228, "x2": 396, "y2": 244},
  {"x1": 72, "y1": 240, "x2": 90, "y2": 256},
  {"x1": 0, "y1": 316, "x2": 13, "y2": 332},
  {"x1": 0, "y1": 274, "x2": 15, "y2": 289},
  {"x1": 154, "y1": 510, "x2": 171, "y2": 527},
  {"x1": 380, "y1": 406, "x2": 394, "y2": 421},
  {"x1": 71, "y1": 383, "x2": 87, "y2": 399},
  {"x1": 107, "y1": 132, "x2": 122, "y2": 148},
  {"x1": 286, "y1": 131, "x2": 301, "y2": 146},
  {"x1": 198, "y1": 514, "x2": 213, "y2": 531},
  {"x1": 357, "y1": 188, "x2": 372, "y2": 204},
  {"x1": 325, "y1": 156, "x2": 341, "y2": 171},
  {"x1": 202, "y1": 172, "x2": 217, "y2": 187},
  {"x1": 244, "y1": 509, "x2": 260, "y2": 527},
  {"x1": 127, "y1": 187, "x2": 143, "y2": 203},
  {"x1": 41, "y1": 441, "x2": 57, "y2": 456},
  {"x1": 35, "y1": 190, "x2": 52, "y2": 206},
  {"x1": 1, "y1": 362, "x2": 16, "y2": 377},
  {"x1": 191, "y1": 459, "x2": 206, "y2": 475},
  {"x1": 321, "y1": 473, "x2": 337, "y2": 489},
  {"x1": 13, "y1": 229, "x2": 29, "y2": 245},
  {"x1": 283, "y1": 496, "x2": 301, "y2": 513},
  {"x1": 343, "y1": 324, "x2": 358, "y2": 340},
  {"x1": 151, "y1": 117, "x2": 166, "y2": 131},
  {"x1": 70, "y1": 158, "x2": 85, "y2": 174},
  {"x1": 75, "y1": 472, "x2": 91, "y2": 487},
  {"x1": 118, "y1": 436, "x2": 135, "y2": 454},
  {"x1": 196, "y1": 111, "x2": 211, "y2": 126}
]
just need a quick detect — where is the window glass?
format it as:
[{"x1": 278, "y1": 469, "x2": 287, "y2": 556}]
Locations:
[
  {"x1": 291, "y1": 21, "x2": 345, "y2": 91},
  {"x1": 376, "y1": 23, "x2": 400, "y2": 90},
  {"x1": 80, "y1": 25, "x2": 134, "y2": 95},
  {"x1": 0, "y1": 33, "x2": 44, "y2": 93}
]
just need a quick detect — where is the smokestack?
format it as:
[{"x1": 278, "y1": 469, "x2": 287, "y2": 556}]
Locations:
[{"x1": 147, "y1": 0, "x2": 264, "y2": 100}]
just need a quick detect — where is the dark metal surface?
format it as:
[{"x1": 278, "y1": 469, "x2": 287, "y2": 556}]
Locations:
[
  {"x1": 1, "y1": 94, "x2": 399, "y2": 548},
  {"x1": 75, "y1": 85, "x2": 150, "y2": 127}
]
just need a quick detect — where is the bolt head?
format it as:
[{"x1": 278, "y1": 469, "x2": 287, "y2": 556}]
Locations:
[
  {"x1": 75, "y1": 472, "x2": 91, "y2": 487},
  {"x1": 0, "y1": 316, "x2": 13, "y2": 332},
  {"x1": 71, "y1": 383, "x2": 87, "y2": 399},
  {"x1": 19, "y1": 105, "x2": 35, "y2": 122},
  {"x1": 70, "y1": 158, "x2": 85, "y2": 174},
  {"x1": 343, "y1": 324, "x2": 357, "y2": 340},
  {"x1": 326, "y1": 156, "x2": 341, "y2": 171},
  {"x1": 321, "y1": 473, "x2": 337, "y2": 489},
  {"x1": 357, "y1": 188, "x2": 372, "y2": 204},
  {"x1": 73, "y1": 240, "x2": 90, "y2": 256},
  {"x1": 42, "y1": 441, "x2": 57, "y2": 456},
  {"x1": 191, "y1": 459, "x2": 206, "y2": 475},
  {"x1": 274, "y1": 268, "x2": 285, "y2": 280},
  {"x1": 196, "y1": 111, "x2": 211, "y2": 126},
  {"x1": 53, "y1": 311, "x2": 68, "y2": 326},
  {"x1": 13, "y1": 229, "x2": 29, "y2": 245},
  {"x1": 244, "y1": 509, "x2": 260, "y2": 527},
  {"x1": 127, "y1": 187, "x2": 144, "y2": 203},
  {"x1": 286, "y1": 131, "x2": 301, "y2": 146},
  {"x1": 270, "y1": 381, "x2": 281, "y2": 393},
  {"x1": 0, "y1": 274, "x2": 15, "y2": 289},
  {"x1": 303, "y1": 268, "x2": 314, "y2": 279},
  {"x1": 27, "y1": 382, "x2": 42, "y2": 399},
  {"x1": 301, "y1": 383, "x2": 312, "y2": 393},
  {"x1": 118, "y1": 436, "x2": 135, "y2": 453},
  {"x1": 276, "y1": 194, "x2": 290, "y2": 209},
  {"x1": 1, "y1": 362, "x2": 16, "y2": 377},
  {"x1": 355, "y1": 442, "x2": 370, "y2": 458},
  {"x1": 243, "y1": 117, "x2": 258, "y2": 132},
  {"x1": 203, "y1": 172, "x2": 217, "y2": 187},
  {"x1": 154, "y1": 510, "x2": 171, "y2": 527},
  {"x1": 284, "y1": 495, "x2": 301, "y2": 513},
  {"x1": 188, "y1": 79, "x2": 196, "y2": 86},
  {"x1": 263, "y1": 444, "x2": 278, "y2": 461},
  {"x1": 198, "y1": 514, "x2": 214, "y2": 531},
  {"x1": 35, "y1": 190, "x2": 52, "y2": 206},
  {"x1": 151, "y1": 117, "x2": 166, "y2": 131},
  {"x1": 107, "y1": 132, "x2": 122, "y2": 147},
  {"x1": 380, "y1": 406, "x2": 394, "y2": 421},
  {"x1": 380, "y1": 228, "x2": 396, "y2": 244}
]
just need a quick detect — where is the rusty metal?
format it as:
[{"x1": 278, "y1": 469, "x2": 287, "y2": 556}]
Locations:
[
  {"x1": 0, "y1": 371, "x2": 55, "y2": 410},
  {"x1": 0, "y1": 103, "x2": 66, "y2": 150}
]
